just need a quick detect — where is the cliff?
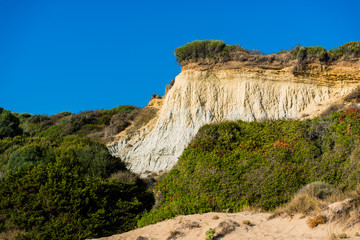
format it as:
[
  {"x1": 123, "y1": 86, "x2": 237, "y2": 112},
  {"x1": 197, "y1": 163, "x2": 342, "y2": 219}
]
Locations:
[{"x1": 107, "y1": 60, "x2": 360, "y2": 174}]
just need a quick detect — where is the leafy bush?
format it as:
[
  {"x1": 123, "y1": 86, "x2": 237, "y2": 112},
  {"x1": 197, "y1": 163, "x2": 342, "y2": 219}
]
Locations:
[
  {"x1": 4, "y1": 137, "x2": 126, "y2": 178},
  {"x1": 205, "y1": 228, "x2": 215, "y2": 240},
  {"x1": 0, "y1": 157, "x2": 153, "y2": 239},
  {"x1": 174, "y1": 40, "x2": 251, "y2": 64},
  {"x1": 0, "y1": 110, "x2": 22, "y2": 139},
  {"x1": 292, "y1": 46, "x2": 326, "y2": 59},
  {"x1": 6, "y1": 141, "x2": 56, "y2": 173},
  {"x1": 139, "y1": 109, "x2": 360, "y2": 226},
  {"x1": 175, "y1": 40, "x2": 227, "y2": 63},
  {"x1": 329, "y1": 41, "x2": 360, "y2": 59},
  {"x1": 290, "y1": 42, "x2": 360, "y2": 63}
]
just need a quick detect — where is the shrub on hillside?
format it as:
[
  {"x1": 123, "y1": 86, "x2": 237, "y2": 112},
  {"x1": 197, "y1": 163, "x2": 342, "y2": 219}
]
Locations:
[
  {"x1": 139, "y1": 110, "x2": 360, "y2": 226},
  {"x1": 20, "y1": 105, "x2": 139, "y2": 140},
  {"x1": 4, "y1": 137, "x2": 125, "y2": 178},
  {"x1": 0, "y1": 157, "x2": 153, "y2": 240},
  {"x1": 0, "y1": 109, "x2": 22, "y2": 139}
]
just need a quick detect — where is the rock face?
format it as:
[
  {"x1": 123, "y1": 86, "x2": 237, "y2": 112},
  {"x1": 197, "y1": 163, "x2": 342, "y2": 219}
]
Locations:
[{"x1": 108, "y1": 62, "x2": 360, "y2": 173}]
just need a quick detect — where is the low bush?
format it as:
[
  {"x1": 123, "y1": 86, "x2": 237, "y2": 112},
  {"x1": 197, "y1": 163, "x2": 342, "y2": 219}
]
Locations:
[
  {"x1": 0, "y1": 110, "x2": 22, "y2": 139},
  {"x1": 205, "y1": 228, "x2": 215, "y2": 240},
  {"x1": 3, "y1": 136, "x2": 125, "y2": 178},
  {"x1": 174, "y1": 40, "x2": 253, "y2": 64}
]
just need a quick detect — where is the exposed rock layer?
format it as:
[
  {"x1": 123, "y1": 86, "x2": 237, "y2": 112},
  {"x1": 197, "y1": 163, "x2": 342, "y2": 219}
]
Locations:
[{"x1": 108, "y1": 62, "x2": 360, "y2": 173}]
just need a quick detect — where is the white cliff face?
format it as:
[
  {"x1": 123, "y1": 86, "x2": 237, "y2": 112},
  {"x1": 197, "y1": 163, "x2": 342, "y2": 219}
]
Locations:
[{"x1": 108, "y1": 66, "x2": 360, "y2": 173}]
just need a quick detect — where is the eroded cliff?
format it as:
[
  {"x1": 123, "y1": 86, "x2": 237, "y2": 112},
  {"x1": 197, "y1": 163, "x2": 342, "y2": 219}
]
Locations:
[{"x1": 108, "y1": 60, "x2": 360, "y2": 173}]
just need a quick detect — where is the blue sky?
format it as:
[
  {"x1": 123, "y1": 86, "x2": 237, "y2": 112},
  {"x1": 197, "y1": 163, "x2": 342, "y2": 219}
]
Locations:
[{"x1": 1, "y1": 0, "x2": 359, "y2": 115}]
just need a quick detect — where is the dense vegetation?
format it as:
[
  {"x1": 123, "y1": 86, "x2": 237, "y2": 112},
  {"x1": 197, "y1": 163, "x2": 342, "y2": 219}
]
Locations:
[
  {"x1": 0, "y1": 108, "x2": 22, "y2": 139},
  {"x1": 139, "y1": 108, "x2": 360, "y2": 226},
  {"x1": 0, "y1": 157, "x2": 152, "y2": 239},
  {"x1": 16, "y1": 105, "x2": 139, "y2": 142},
  {"x1": 0, "y1": 107, "x2": 154, "y2": 239},
  {"x1": 174, "y1": 40, "x2": 360, "y2": 65},
  {"x1": 174, "y1": 40, "x2": 260, "y2": 64},
  {"x1": 3, "y1": 102, "x2": 360, "y2": 237}
]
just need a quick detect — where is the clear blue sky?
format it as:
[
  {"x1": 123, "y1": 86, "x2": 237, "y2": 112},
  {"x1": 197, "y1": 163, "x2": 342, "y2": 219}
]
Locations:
[{"x1": 1, "y1": 0, "x2": 359, "y2": 115}]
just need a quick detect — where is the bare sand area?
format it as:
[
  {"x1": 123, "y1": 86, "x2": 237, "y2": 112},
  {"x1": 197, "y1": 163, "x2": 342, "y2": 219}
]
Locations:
[{"x1": 93, "y1": 211, "x2": 360, "y2": 240}]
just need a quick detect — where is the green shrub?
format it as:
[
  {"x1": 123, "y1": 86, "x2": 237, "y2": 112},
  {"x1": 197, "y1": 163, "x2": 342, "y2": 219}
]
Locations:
[
  {"x1": 56, "y1": 137, "x2": 126, "y2": 178},
  {"x1": 329, "y1": 41, "x2": 360, "y2": 59},
  {"x1": 4, "y1": 136, "x2": 125, "y2": 178},
  {"x1": 0, "y1": 157, "x2": 153, "y2": 239},
  {"x1": 0, "y1": 110, "x2": 22, "y2": 139},
  {"x1": 174, "y1": 40, "x2": 250, "y2": 64},
  {"x1": 101, "y1": 105, "x2": 138, "y2": 115},
  {"x1": 6, "y1": 141, "x2": 56, "y2": 173},
  {"x1": 205, "y1": 228, "x2": 215, "y2": 240},
  {"x1": 175, "y1": 40, "x2": 226, "y2": 63}
]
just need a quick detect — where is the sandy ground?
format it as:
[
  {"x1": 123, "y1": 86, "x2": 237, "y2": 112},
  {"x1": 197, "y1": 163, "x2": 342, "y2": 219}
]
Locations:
[{"x1": 92, "y1": 212, "x2": 360, "y2": 240}]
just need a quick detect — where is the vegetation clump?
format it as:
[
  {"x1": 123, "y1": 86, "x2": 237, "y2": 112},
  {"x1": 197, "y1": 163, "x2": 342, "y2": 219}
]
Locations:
[
  {"x1": 0, "y1": 108, "x2": 22, "y2": 139},
  {"x1": 174, "y1": 40, "x2": 259, "y2": 64},
  {"x1": 139, "y1": 108, "x2": 360, "y2": 226},
  {"x1": 205, "y1": 228, "x2": 215, "y2": 240},
  {"x1": 0, "y1": 107, "x2": 154, "y2": 239},
  {"x1": 280, "y1": 181, "x2": 340, "y2": 215},
  {"x1": 0, "y1": 157, "x2": 152, "y2": 239},
  {"x1": 174, "y1": 40, "x2": 360, "y2": 70},
  {"x1": 17, "y1": 105, "x2": 139, "y2": 142}
]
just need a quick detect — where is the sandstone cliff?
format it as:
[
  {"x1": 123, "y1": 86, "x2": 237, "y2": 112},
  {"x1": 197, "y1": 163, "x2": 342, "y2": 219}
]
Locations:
[{"x1": 108, "y1": 60, "x2": 360, "y2": 173}]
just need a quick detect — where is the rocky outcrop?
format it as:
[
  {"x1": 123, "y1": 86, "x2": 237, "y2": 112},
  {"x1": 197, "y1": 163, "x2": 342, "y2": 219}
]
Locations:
[{"x1": 108, "y1": 61, "x2": 360, "y2": 173}]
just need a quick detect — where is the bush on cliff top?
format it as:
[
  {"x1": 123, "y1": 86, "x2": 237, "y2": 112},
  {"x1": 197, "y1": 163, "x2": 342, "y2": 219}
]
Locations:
[
  {"x1": 174, "y1": 40, "x2": 251, "y2": 64},
  {"x1": 139, "y1": 108, "x2": 360, "y2": 226},
  {"x1": 174, "y1": 40, "x2": 360, "y2": 65}
]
